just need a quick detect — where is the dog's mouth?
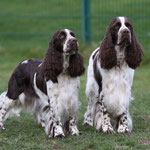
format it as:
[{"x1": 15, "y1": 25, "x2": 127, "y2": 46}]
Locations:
[
  {"x1": 66, "y1": 42, "x2": 78, "y2": 54},
  {"x1": 118, "y1": 38, "x2": 130, "y2": 47}
]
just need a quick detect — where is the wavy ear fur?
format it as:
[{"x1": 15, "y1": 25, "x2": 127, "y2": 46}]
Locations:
[
  {"x1": 99, "y1": 28, "x2": 117, "y2": 69},
  {"x1": 125, "y1": 31, "x2": 143, "y2": 69},
  {"x1": 67, "y1": 52, "x2": 85, "y2": 77},
  {"x1": 42, "y1": 40, "x2": 63, "y2": 83}
]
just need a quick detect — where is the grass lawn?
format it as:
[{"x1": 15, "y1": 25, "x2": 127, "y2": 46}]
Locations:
[{"x1": 0, "y1": 0, "x2": 150, "y2": 150}]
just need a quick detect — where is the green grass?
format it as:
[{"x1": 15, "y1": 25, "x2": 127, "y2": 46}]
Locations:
[{"x1": 0, "y1": 0, "x2": 150, "y2": 150}]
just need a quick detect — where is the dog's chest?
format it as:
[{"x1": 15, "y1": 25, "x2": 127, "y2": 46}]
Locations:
[
  {"x1": 47, "y1": 74, "x2": 80, "y2": 115},
  {"x1": 57, "y1": 74, "x2": 79, "y2": 101},
  {"x1": 101, "y1": 64, "x2": 133, "y2": 117},
  {"x1": 115, "y1": 46, "x2": 125, "y2": 67}
]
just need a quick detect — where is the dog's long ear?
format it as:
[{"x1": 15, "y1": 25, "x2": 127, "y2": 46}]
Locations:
[
  {"x1": 125, "y1": 31, "x2": 143, "y2": 69},
  {"x1": 42, "y1": 36, "x2": 63, "y2": 83},
  {"x1": 99, "y1": 27, "x2": 117, "y2": 69},
  {"x1": 67, "y1": 52, "x2": 85, "y2": 77}
]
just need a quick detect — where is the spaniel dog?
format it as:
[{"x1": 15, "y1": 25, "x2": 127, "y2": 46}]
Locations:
[
  {"x1": 83, "y1": 17, "x2": 143, "y2": 133},
  {"x1": 0, "y1": 29, "x2": 85, "y2": 138}
]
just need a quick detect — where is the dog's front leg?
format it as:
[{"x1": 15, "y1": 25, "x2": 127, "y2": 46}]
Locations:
[
  {"x1": 45, "y1": 80, "x2": 65, "y2": 138},
  {"x1": 95, "y1": 95, "x2": 114, "y2": 133},
  {"x1": 68, "y1": 116, "x2": 81, "y2": 136},
  {"x1": 117, "y1": 111, "x2": 132, "y2": 133},
  {"x1": 44, "y1": 107, "x2": 65, "y2": 138}
]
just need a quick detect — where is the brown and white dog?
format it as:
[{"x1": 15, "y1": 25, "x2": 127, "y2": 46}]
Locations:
[
  {"x1": 83, "y1": 17, "x2": 143, "y2": 133},
  {"x1": 0, "y1": 29, "x2": 85, "y2": 138}
]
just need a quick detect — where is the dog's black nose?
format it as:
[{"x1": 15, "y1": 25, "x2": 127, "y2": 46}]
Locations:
[
  {"x1": 123, "y1": 29, "x2": 129, "y2": 34},
  {"x1": 70, "y1": 38, "x2": 77, "y2": 43}
]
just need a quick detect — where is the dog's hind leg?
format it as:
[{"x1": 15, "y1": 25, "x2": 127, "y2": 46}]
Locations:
[
  {"x1": 83, "y1": 96, "x2": 97, "y2": 127},
  {"x1": 0, "y1": 91, "x2": 14, "y2": 130}
]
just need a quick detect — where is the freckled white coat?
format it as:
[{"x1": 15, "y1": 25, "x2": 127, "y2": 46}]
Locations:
[
  {"x1": 0, "y1": 29, "x2": 84, "y2": 137},
  {"x1": 46, "y1": 74, "x2": 80, "y2": 125},
  {"x1": 85, "y1": 48, "x2": 134, "y2": 119},
  {"x1": 84, "y1": 16, "x2": 143, "y2": 134}
]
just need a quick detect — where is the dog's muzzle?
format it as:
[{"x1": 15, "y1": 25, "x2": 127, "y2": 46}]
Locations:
[
  {"x1": 118, "y1": 29, "x2": 131, "y2": 47},
  {"x1": 66, "y1": 38, "x2": 78, "y2": 53}
]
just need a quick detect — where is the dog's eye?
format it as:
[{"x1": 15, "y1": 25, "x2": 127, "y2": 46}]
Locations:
[
  {"x1": 114, "y1": 22, "x2": 121, "y2": 30},
  {"x1": 70, "y1": 32, "x2": 75, "y2": 37},
  {"x1": 59, "y1": 32, "x2": 66, "y2": 40},
  {"x1": 116, "y1": 22, "x2": 121, "y2": 28},
  {"x1": 125, "y1": 23, "x2": 132, "y2": 29}
]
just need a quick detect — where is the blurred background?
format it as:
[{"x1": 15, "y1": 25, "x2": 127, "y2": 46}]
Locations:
[
  {"x1": 0, "y1": 0, "x2": 150, "y2": 63},
  {"x1": 1, "y1": 0, "x2": 150, "y2": 40}
]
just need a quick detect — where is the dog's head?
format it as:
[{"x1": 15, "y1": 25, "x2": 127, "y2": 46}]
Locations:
[
  {"x1": 42, "y1": 29, "x2": 84, "y2": 82},
  {"x1": 108, "y1": 17, "x2": 132, "y2": 47},
  {"x1": 51, "y1": 29, "x2": 78, "y2": 55},
  {"x1": 99, "y1": 16, "x2": 143, "y2": 69}
]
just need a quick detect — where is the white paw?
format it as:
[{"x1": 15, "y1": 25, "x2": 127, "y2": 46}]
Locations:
[
  {"x1": 54, "y1": 125, "x2": 65, "y2": 138},
  {"x1": 102, "y1": 124, "x2": 114, "y2": 134},
  {"x1": 0, "y1": 124, "x2": 6, "y2": 131},
  {"x1": 117, "y1": 125, "x2": 130, "y2": 133},
  {"x1": 40, "y1": 120, "x2": 45, "y2": 128},
  {"x1": 45, "y1": 121, "x2": 65, "y2": 138},
  {"x1": 69, "y1": 126, "x2": 80, "y2": 136},
  {"x1": 82, "y1": 117, "x2": 93, "y2": 126}
]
